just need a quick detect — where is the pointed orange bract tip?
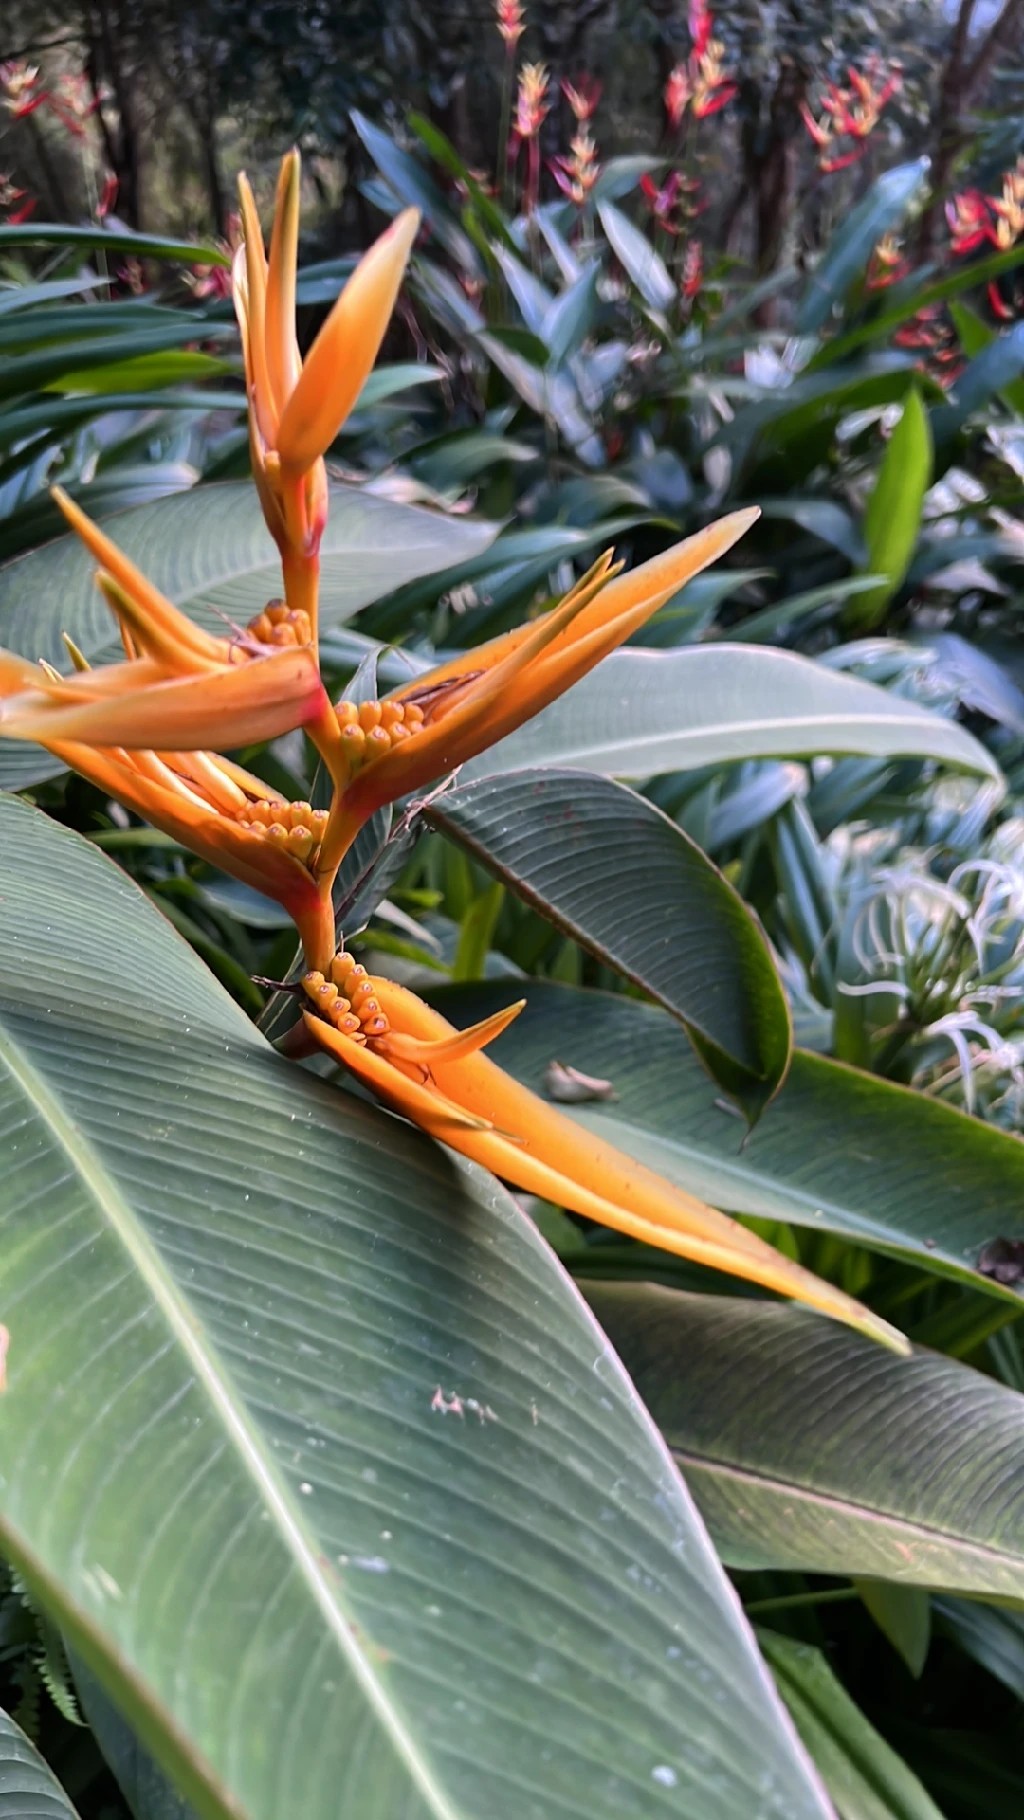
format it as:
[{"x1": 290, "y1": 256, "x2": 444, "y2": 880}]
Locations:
[
  {"x1": 276, "y1": 208, "x2": 421, "y2": 476},
  {"x1": 302, "y1": 978, "x2": 908, "y2": 1355},
  {"x1": 0, "y1": 645, "x2": 328, "y2": 751},
  {"x1": 265, "y1": 149, "x2": 302, "y2": 417},
  {"x1": 51, "y1": 488, "x2": 225, "y2": 671}
]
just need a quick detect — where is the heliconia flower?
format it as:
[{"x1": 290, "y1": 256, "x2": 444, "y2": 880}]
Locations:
[
  {"x1": 316, "y1": 511, "x2": 760, "y2": 876},
  {"x1": 95, "y1": 170, "x2": 119, "y2": 221},
  {"x1": 664, "y1": 64, "x2": 691, "y2": 131},
  {"x1": 866, "y1": 232, "x2": 908, "y2": 291},
  {"x1": 232, "y1": 151, "x2": 419, "y2": 636},
  {"x1": 495, "y1": 0, "x2": 525, "y2": 51},
  {"x1": 802, "y1": 60, "x2": 899, "y2": 173},
  {"x1": 551, "y1": 130, "x2": 600, "y2": 206},
  {"x1": 0, "y1": 490, "x2": 334, "y2": 755},
  {"x1": 300, "y1": 955, "x2": 908, "y2": 1353},
  {"x1": 0, "y1": 62, "x2": 46, "y2": 118},
  {"x1": 640, "y1": 170, "x2": 691, "y2": 236},
  {"x1": 688, "y1": 0, "x2": 713, "y2": 59},
  {"x1": 989, "y1": 156, "x2": 1024, "y2": 250},
  {"x1": 38, "y1": 731, "x2": 335, "y2": 967},
  {"x1": 515, "y1": 62, "x2": 550, "y2": 140},
  {"x1": 560, "y1": 75, "x2": 602, "y2": 122},
  {"x1": 845, "y1": 58, "x2": 901, "y2": 135},
  {"x1": 48, "y1": 70, "x2": 100, "y2": 137},
  {"x1": 0, "y1": 175, "x2": 36, "y2": 224},
  {"x1": 691, "y1": 43, "x2": 737, "y2": 120},
  {"x1": 946, "y1": 188, "x2": 995, "y2": 255},
  {"x1": 681, "y1": 238, "x2": 703, "y2": 301}
]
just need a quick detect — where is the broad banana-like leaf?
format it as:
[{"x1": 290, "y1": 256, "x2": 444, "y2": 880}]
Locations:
[
  {"x1": 0, "y1": 795, "x2": 833, "y2": 1820},
  {"x1": 0, "y1": 1703, "x2": 79, "y2": 1818},
  {"x1": 587, "y1": 1284, "x2": 1024, "y2": 1595}
]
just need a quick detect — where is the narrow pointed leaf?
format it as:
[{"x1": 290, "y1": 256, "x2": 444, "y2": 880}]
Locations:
[
  {"x1": 0, "y1": 796, "x2": 834, "y2": 1820},
  {"x1": 759, "y1": 1632, "x2": 945, "y2": 1820},
  {"x1": 585, "y1": 1284, "x2": 1024, "y2": 1595},
  {"x1": 0, "y1": 1705, "x2": 80, "y2": 1818},
  {"x1": 848, "y1": 389, "x2": 932, "y2": 631},
  {"x1": 433, "y1": 983, "x2": 1024, "y2": 1299},
  {"x1": 425, "y1": 768, "x2": 791, "y2": 1118},
  {"x1": 597, "y1": 203, "x2": 675, "y2": 313}
]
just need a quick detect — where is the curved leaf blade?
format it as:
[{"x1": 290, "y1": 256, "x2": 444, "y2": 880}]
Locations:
[
  {"x1": 433, "y1": 983, "x2": 1024, "y2": 1299},
  {"x1": 0, "y1": 1705, "x2": 80, "y2": 1819},
  {"x1": 849, "y1": 388, "x2": 933, "y2": 631},
  {"x1": 425, "y1": 768, "x2": 791, "y2": 1117},
  {"x1": 0, "y1": 796, "x2": 833, "y2": 1820},
  {"x1": 463, "y1": 646, "x2": 1000, "y2": 786},
  {"x1": 796, "y1": 159, "x2": 930, "y2": 334},
  {"x1": 587, "y1": 1284, "x2": 1024, "y2": 1595},
  {"x1": 596, "y1": 203, "x2": 675, "y2": 313}
]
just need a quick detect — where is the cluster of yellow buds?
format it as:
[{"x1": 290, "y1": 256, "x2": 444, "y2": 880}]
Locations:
[
  {"x1": 244, "y1": 600, "x2": 314, "y2": 649},
  {"x1": 235, "y1": 797, "x2": 329, "y2": 865},
  {"x1": 333, "y1": 695, "x2": 427, "y2": 773},
  {"x1": 302, "y1": 954, "x2": 389, "y2": 1042}
]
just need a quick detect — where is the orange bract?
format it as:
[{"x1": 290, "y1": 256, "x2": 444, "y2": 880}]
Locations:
[
  {"x1": 232, "y1": 149, "x2": 418, "y2": 637},
  {"x1": 317, "y1": 509, "x2": 760, "y2": 876},
  {"x1": 0, "y1": 493, "x2": 330, "y2": 753},
  {"x1": 301, "y1": 965, "x2": 908, "y2": 1353}
]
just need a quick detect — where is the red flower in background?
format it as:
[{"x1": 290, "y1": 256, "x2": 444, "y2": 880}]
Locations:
[
  {"x1": 681, "y1": 239, "x2": 703, "y2": 301},
  {"x1": 801, "y1": 57, "x2": 900, "y2": 173},
  {"x1": 947, "y1": 160, "x2": 1024, "y2": 322},
  {"x1": 866, "y1": 233, "x2": 908, "y2": 290},
  {"x1": 664, "y1": 0, "x2": 736, "y2": 131},
  {"x1": 552, "y1": 131, "x2": 600, "y2": 206},
  {"x1": 495, "y1": 0, "x2": 525, "y2": 53},
  {"x1": 560, "y1": 75, "x2": 601, "y2": 122},
  {"x1": 0, "y1": 174, "x2": 36, "y2": 224},
  {"x1": 0, "y1": 62, "x2": 46, "y2": 118},
  {"x1": 641, "y1": 170, "x2": 697, "y2": 236}
]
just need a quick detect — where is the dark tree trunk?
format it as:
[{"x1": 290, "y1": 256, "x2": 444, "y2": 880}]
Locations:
[{"x1": 918, "y1": 0, "x2": 1024, "y2": 258}]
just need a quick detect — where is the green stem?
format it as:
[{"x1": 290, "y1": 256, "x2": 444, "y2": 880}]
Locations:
[{"x1": 744, "y1": 1587, "x2": 860, "y2": 1617}]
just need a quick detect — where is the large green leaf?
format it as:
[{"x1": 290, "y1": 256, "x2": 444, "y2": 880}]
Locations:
[
  {"x1": 0, "y1": 483, "x2": 498, "y2": 791},
  {"x1": 0, "y1": 1704, "x2": 79, "y2": 1818},
  {"x1": 0, "y1": 795, "x2": 833, "y2": 1820},
  {"x1": 462, "y1": 645, "x2": 1000, "y2": 785},
  {"x1": 586, "y1": 1284, "x2": 1024, "y2": 1594},
  {"x1": 848, "y1": 388, "x2": 933, "y2": 631},
  {"x1": 434, "y1": 983, "x2": 1024, "y2": 1298},
  {"x1": 596, "y1": 203, "x2": 675, "y2": 313},
  {"x1": 425, "y1": 768, "x2": 791, "y2": 1117},
  {"x1": 758, "y1": 1633, "x2": 944, "y2": 1820}
]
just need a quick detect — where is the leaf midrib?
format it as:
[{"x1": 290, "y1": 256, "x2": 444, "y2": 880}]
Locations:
[
  {"x1": 0, "y1": 1013, "x2": 464, "y2": 1820},
  {"x1": 676, "y1": 1449, "x2": 1023, "y2": 1575}
]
